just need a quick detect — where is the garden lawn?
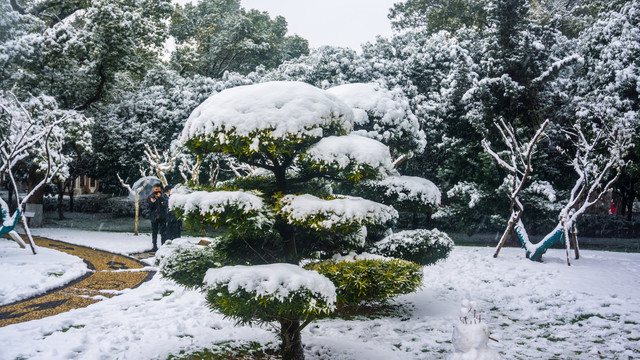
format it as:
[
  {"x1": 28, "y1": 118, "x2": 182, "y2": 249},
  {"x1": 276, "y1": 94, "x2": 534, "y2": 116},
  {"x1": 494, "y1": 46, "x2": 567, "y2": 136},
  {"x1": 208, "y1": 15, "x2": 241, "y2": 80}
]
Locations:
[{"x1": 1, "y1": 229, "x2": 639, "y2": 359}]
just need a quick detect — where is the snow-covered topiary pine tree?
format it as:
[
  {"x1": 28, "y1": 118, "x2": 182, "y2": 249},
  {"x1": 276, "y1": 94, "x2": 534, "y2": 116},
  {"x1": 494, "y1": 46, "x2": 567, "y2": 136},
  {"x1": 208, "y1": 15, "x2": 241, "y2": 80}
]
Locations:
[{"x1": 171, "y1": 81, "x2": 442, "y2": 359}]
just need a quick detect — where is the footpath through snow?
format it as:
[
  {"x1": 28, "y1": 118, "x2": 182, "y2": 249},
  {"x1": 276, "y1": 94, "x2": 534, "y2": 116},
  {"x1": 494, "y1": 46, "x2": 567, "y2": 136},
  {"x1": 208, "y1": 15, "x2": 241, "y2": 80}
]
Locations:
[{"x1": 0, "y1": 229, "x2": 639, "y2": 359}]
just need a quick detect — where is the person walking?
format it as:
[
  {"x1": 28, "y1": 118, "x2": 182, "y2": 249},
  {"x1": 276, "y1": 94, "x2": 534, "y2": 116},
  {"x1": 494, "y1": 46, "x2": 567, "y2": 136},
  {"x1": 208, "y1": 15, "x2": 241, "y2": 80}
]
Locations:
[
  {"x1": 147, "y1": 183, "x2": 168, "y2": 252},
  {"x1": 164, "y1": 185, "x2": 182, "y2": 241}
]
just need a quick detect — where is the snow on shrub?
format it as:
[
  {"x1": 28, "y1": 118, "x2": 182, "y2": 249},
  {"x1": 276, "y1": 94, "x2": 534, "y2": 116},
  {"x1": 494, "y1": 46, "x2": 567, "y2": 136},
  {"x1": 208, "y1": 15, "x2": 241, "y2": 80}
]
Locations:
[
  {"x1": 361, "y1": 175, "x2": 441, "y2": 211},
  {"x1": 372, "y1": 229, "x2": 454, "y2": 265},
  {"x1": 169, "y1": 190, "x2": 270, "y2": 229},
  {"x1": 276, "y1": 194, "x2": 398, "y2": 232},
  {"x1": 158, "y1": 237, "x2": 228, "y2": 289},
  {"x1": 299, "y1": 134, "x2": 393, "y2": 181},
  {"x1": 203, "y1": 264, "x2": 336, "y2": 323},
  {"x1": 305, "y1": 254, "x2": 423, "y2": 305}
]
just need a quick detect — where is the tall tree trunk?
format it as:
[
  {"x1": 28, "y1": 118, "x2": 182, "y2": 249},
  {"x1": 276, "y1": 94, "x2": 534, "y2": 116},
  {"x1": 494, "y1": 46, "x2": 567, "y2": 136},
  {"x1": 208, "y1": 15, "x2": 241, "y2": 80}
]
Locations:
[
  {"x1": 67, "y1": 180, "x2": 75, "y2": 212},
  {"x1": 56, "y1": 181, "x2": 65, "y2": 220},
  {"x1": 279, "y1": 319, "x2": 305, "y2": 360}
]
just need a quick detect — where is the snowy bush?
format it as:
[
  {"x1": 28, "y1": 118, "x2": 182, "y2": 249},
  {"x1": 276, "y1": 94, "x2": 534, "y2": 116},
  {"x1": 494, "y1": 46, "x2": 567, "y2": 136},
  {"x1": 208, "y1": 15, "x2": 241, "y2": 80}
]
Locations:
[
  {"x1": 305, "y1": 254, "x2": 423, "y2": 305},
  {"x1": 372, "y1": 229, "x2": 454, "y2": 266},
  {"x1": 203, "y1": 264, "x2": 336, "y2": 323},
  {"x1": 158, "y1": 239, "x2": 229, "y2": 289}
]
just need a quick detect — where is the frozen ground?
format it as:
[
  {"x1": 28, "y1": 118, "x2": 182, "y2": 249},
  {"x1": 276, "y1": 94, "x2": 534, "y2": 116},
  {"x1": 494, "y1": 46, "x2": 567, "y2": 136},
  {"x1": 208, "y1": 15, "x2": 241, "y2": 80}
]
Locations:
[{"x1": 1, "y1": 228, "x2": 639, "y2": 359}]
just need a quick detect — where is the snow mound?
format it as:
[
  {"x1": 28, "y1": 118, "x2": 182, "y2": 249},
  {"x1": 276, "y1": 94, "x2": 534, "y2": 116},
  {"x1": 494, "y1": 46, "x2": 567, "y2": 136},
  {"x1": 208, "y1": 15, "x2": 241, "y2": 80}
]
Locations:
[
  {"x1": 203, "y1": 263, "x2": 336, "y2": 304},
  {"x1": 370, "y1": 175, "x2": 441, "y2": 205},
  {"x1": 278, "y1": 194, "x2": 397, "y2": 230},
  {"x1": 181, "y1": 81, "x2": 354, "y2": 142},
  {"x1": 169, "y1": 190, "x2": 264, "y2": 215},
  {"x1": 303, "y1": 134, "x2": 393, "y2": 173}
]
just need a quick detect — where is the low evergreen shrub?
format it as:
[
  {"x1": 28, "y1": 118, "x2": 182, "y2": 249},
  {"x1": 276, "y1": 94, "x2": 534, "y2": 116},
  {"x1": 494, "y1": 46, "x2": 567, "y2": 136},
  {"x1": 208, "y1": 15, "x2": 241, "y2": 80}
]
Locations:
[{"x1": 371, "y1": 229, "x2": 454, "y2": 265}]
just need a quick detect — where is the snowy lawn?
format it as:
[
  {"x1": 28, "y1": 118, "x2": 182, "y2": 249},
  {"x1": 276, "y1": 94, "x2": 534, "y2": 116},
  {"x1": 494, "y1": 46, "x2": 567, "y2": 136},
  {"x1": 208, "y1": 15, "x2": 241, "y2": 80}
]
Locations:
[{"x1": 1, "y1": 230, "x2": 639, "y2": 359}]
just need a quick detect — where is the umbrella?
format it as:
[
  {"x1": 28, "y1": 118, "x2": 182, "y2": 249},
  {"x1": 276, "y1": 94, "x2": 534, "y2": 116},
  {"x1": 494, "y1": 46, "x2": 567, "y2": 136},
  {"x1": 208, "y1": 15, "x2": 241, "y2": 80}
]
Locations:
[{"x1": 127, "y1": 176, "x2": 161, "y2": 201}]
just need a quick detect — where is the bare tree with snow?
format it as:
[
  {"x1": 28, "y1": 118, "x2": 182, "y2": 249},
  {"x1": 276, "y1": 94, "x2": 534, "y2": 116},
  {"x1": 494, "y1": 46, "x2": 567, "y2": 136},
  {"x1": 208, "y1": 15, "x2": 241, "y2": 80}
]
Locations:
[
  {"x1": 482, "y1": 118, "x2": 549, "y2": 258},
  {"x1": 0, "y1": 93, "x2": 72, "y2": 254}
]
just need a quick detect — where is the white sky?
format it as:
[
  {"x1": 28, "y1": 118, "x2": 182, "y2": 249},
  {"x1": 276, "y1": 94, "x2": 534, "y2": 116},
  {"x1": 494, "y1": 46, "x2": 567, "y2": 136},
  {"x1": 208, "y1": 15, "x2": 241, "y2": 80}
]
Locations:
[
  {"x1": 174, "y1": 0, "x2": 400, "y2": 50},
  {"x1": 241, "y1": 0, "x2": 398, "y2": 50}
]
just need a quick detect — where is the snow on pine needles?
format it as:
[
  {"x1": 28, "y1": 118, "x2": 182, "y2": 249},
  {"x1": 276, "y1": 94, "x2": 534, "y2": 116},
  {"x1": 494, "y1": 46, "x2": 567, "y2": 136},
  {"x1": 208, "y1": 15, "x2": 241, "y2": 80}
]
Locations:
[{"x1": 1, "y1": 231, "x2": 640, "y2": 359}]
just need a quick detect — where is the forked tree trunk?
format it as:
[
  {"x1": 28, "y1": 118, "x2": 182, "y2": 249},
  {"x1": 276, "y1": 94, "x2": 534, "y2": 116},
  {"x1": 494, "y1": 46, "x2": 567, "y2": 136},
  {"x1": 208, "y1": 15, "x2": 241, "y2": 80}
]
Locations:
[{"x1": 280, "y1": 319, "x2": 305, "y2": 360}]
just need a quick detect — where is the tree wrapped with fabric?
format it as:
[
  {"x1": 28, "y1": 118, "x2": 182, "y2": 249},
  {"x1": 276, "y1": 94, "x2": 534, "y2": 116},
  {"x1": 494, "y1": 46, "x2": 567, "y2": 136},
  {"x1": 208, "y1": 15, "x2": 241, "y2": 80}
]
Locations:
[{"x1": 163, "y1": 81, "x2": 447, "y2": 359}]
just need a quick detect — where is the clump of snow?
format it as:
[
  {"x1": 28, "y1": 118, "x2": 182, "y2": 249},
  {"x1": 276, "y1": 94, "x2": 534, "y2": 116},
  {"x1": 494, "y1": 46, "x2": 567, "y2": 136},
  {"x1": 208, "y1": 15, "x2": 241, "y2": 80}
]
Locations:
[
  {"x1": 303, "y1": 134, "x2": 393, "y2": 174},
  {"x1": 204, "y1": 263, "x2": 336, "y2": 308},
  {"x1": 375, "y1": 229, "x2": 453, "y2": 253},
  {"x1": 331, "y1": 252, "x2": 389, "y2": 262},
  {"x1": 169, "y1": 190, "x2": 264, "y2": 215},
  {"x1": 368, "y1": 175, "x2": 441, "y2": 205},
  {"x1": 181, "y1": 81, "x2": 354, "y2": 142},
  {"x1": 278, "y1": 194, "x2": 398, "y2": 230},
  {"x1": 447, "y1": 182, "x2": 485, "y2": 208}
]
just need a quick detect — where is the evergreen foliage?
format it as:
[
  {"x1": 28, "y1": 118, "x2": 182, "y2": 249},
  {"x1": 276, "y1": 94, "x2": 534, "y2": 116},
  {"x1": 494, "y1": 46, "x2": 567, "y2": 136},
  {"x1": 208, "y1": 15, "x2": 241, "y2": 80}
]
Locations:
[{"x1": 305, "y1": 257, "x2": 423, "y2": 305}]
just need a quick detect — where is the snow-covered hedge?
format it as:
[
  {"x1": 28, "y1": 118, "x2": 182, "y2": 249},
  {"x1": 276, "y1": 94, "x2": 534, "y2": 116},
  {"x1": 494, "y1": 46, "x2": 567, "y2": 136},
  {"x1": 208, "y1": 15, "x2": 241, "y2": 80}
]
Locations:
[
  {"x1": 276, "y1": 194, "x2": 398, "y2": 233},
  {"x1": 372, "y1": 229, "x2": 454, "y2": 266},
  {"x1": 158, "y1": 237, "x2": 228, "y2": 289},
  {"x1": 203, "y1": 264, "x2": 336, "y2": 323},
  {"x1": 305, "y1": 255, "x2": 423, "y2": 305}
]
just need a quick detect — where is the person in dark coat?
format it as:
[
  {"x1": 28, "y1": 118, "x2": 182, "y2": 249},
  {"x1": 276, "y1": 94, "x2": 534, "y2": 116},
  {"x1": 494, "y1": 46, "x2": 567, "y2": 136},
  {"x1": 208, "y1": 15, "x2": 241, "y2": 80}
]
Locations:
[
  {"x1": 147, "y1": 183, "x2": 168, "y2": 251},
  {"x1": 164, "y1": 185, "x2": 182, "y2": 240}
]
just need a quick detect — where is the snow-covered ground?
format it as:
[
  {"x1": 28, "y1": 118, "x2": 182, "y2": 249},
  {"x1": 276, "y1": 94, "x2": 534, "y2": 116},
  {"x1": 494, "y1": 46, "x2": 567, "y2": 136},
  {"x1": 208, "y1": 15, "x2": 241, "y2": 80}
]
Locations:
[{"x1": 1, "y1": 229, "x2": 639, "y2": 359}]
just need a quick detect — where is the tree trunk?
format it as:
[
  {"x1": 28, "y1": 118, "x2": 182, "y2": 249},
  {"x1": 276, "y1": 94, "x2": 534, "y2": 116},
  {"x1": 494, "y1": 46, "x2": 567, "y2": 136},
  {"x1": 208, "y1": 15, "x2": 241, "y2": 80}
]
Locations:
[
  {"x1": 627, "y1": 187, "x2": 636, "y2": 221},
  {"x1": 56, "y1": 181, "x2": 65, "y2": 220},
  {"x1": 26, "y1": 170, "x2": 46, "y2": 227},
  {"x1": 279, "y1": 319, "x2": 305, "y2": 360},
  {"x1": 493, "y1": 210, "x2": 521, "y2": 258},
  {"x1": 571, "y1": 224, "x2": 579, "y2": 260},
  {"x1": 67, "y1": 179, "x2": 75, "y2": 212},
  {"x1": 134, "y1": 199, "x2": 139, "y2": 236}
]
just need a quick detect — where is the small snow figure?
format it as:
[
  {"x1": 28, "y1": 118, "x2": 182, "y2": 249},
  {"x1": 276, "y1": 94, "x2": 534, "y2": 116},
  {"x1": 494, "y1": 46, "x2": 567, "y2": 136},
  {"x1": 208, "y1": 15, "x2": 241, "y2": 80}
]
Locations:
[{"x1": 450, "y1": 299, "x2": 500, "y2": 360}]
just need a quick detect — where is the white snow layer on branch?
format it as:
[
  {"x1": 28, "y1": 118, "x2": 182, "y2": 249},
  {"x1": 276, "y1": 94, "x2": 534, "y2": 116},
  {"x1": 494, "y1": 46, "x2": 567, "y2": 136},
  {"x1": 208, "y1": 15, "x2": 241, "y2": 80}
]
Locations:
[
  {"x1": 169, "y1": 190, "x2": 264, "y2": 215},
  {"x1": 203, "y1": 263, "x2": 336, "y2": 307},
  {"x1": 278, "y1": 194, "x2": 398, "y2": 230},
  {"x1": 180, "y1": 81, "x2": 354, "y2": 142},
  {"x1": 304, "y1": 134, "x2": 393, "y2": 172},
  {"x1": 372, "y1": 175, "x2": 441, "y2": 205}
]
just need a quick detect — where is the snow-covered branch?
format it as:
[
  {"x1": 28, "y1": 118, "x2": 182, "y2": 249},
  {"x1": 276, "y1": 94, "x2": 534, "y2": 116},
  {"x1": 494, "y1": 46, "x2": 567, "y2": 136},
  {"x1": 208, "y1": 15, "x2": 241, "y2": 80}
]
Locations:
[{"x1": 142, "y1": 143, "x2": 181, "y2": 187}]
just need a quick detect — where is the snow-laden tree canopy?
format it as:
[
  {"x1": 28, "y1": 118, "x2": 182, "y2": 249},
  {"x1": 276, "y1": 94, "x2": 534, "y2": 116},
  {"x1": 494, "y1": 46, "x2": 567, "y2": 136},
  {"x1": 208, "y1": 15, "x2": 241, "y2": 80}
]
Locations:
[
  {"x1": 327, "y1": 83, "x2": 426, "y2": 160},
  {"x1": 181, "y1": 81, "x2": 354, "y2": 141},
  {"x1": 168, "y1": 80, "x2": 446, "y2": 359}
]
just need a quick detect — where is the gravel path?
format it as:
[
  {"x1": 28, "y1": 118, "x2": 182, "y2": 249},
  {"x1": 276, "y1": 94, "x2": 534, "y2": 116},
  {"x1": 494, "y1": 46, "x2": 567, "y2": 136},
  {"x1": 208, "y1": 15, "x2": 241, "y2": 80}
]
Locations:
[{"x1": 0, "y1": 237, "x2": 155, "y2": 327}]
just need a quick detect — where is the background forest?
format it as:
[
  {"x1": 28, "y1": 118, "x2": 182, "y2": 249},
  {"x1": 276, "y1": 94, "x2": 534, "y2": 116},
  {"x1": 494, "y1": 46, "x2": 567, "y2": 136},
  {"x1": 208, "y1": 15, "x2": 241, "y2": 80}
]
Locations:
[{"x1": 2, "y1": 0, "x2": 639, "y2": 237}]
